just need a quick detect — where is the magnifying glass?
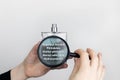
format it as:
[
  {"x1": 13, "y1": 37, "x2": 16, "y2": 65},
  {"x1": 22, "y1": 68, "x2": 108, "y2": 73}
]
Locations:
[{"x1": 37, "y1": 36, "x2": 80, "y2": 67}]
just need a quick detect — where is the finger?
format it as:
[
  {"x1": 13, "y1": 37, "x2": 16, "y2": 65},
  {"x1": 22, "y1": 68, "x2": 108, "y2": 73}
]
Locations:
[
  {"x1": 25, "y1": 41, "x2": 41, "y2": 63},
  {"x1": 71, "y1": 49, "x2": 89, "y2": 75},
  {"x1": 97, "y1": 53, "x2": 103, "y2": 69},
  {"x1": 70, "y1": 58, "x2": 80, "y2": 75},
  {"x1": 34, "y1": 41, "x2": 41, "y2": 50},
  {"x1": 70, "y1": 49, "x2": 84, "y2": 75},
  {"x1": 87, "y1": 48, "x2": 98, "y2": 67},
  {"x1": 100, "y1": 65, "x2": 106, "y2": 80},
  {"x1": 97, "y1": 53, "x2": 103, "y2": 80},
  {"x1": 75, "y1": 49, "x2": 89, "y2": 65},
  {"x1": 29, "y1": 41, "x2": 40, "y2": 56},
  {"x1": 68, "y1": 56, "x2": 73, "y2": 59}
]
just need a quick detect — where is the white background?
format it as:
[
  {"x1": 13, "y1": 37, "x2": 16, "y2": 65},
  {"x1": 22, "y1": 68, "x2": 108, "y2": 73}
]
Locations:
[{"x1": 0, "y1": 0, "x2": 120, "y2": 80}]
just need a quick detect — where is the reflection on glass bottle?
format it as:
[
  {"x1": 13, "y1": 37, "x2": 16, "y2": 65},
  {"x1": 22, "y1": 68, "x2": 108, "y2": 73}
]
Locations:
[{"x1": 41, "y1": 24, "x2": 67, "y2": 41}]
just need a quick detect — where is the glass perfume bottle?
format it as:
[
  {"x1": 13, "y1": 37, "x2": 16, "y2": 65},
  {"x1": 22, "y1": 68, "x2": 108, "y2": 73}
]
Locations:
[
  {"x1": 38, "y1": 24, "x2": 80, "y2": 67},
  {"x1": 41, "y1": 24, "x2": 67, "y2": 41}
]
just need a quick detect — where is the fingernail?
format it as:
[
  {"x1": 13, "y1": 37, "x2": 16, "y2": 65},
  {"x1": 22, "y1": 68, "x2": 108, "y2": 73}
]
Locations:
[
  {"x1": 74, "y1": 58, "x2": 77, "y2": 61},
  {"x1": 64, "y1": 64, "x2": 68, "y2": 68},
  {"x1": 99, "y1": 53, "x2": 102, "y2": 57},
  {"x1": 87, "y1": 48, "x2": 90, "y2": 50}
]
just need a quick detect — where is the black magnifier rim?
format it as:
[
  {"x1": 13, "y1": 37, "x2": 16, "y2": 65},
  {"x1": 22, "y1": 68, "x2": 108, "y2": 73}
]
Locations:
[{"x1": 37, "y1": 35, "x2": 70, "y2": 67}]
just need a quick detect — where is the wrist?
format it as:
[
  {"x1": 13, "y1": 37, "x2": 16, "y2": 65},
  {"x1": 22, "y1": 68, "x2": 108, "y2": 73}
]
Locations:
[{"x1": 11, "y1": 63, "x2": 28, "y2": 80}]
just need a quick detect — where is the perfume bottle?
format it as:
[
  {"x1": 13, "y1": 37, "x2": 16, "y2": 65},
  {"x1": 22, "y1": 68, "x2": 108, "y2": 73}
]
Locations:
[{"x1": 41, "y1": 24, "x2": 67, "y2": 41}]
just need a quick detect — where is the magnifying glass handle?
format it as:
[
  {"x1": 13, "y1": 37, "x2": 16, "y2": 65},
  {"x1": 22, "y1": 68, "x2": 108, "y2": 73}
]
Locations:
[
  {"x1": 70, "y1": 52, "x2": 91, "y2": 59},
  {"x1": 70, "y1": 52, "x2": 80, "y2": 58}
]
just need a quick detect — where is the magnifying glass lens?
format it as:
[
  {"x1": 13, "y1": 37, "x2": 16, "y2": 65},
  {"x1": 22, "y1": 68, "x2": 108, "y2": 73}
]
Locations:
[{"x1": 38, "y1": 36, "x2": 69, "y2": 67}]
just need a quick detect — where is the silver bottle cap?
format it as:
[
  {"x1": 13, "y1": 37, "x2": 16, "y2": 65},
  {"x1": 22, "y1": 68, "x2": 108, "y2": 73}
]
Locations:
[{"x1": 51, "y1": 24, "x2": 58, "y2": 33}]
